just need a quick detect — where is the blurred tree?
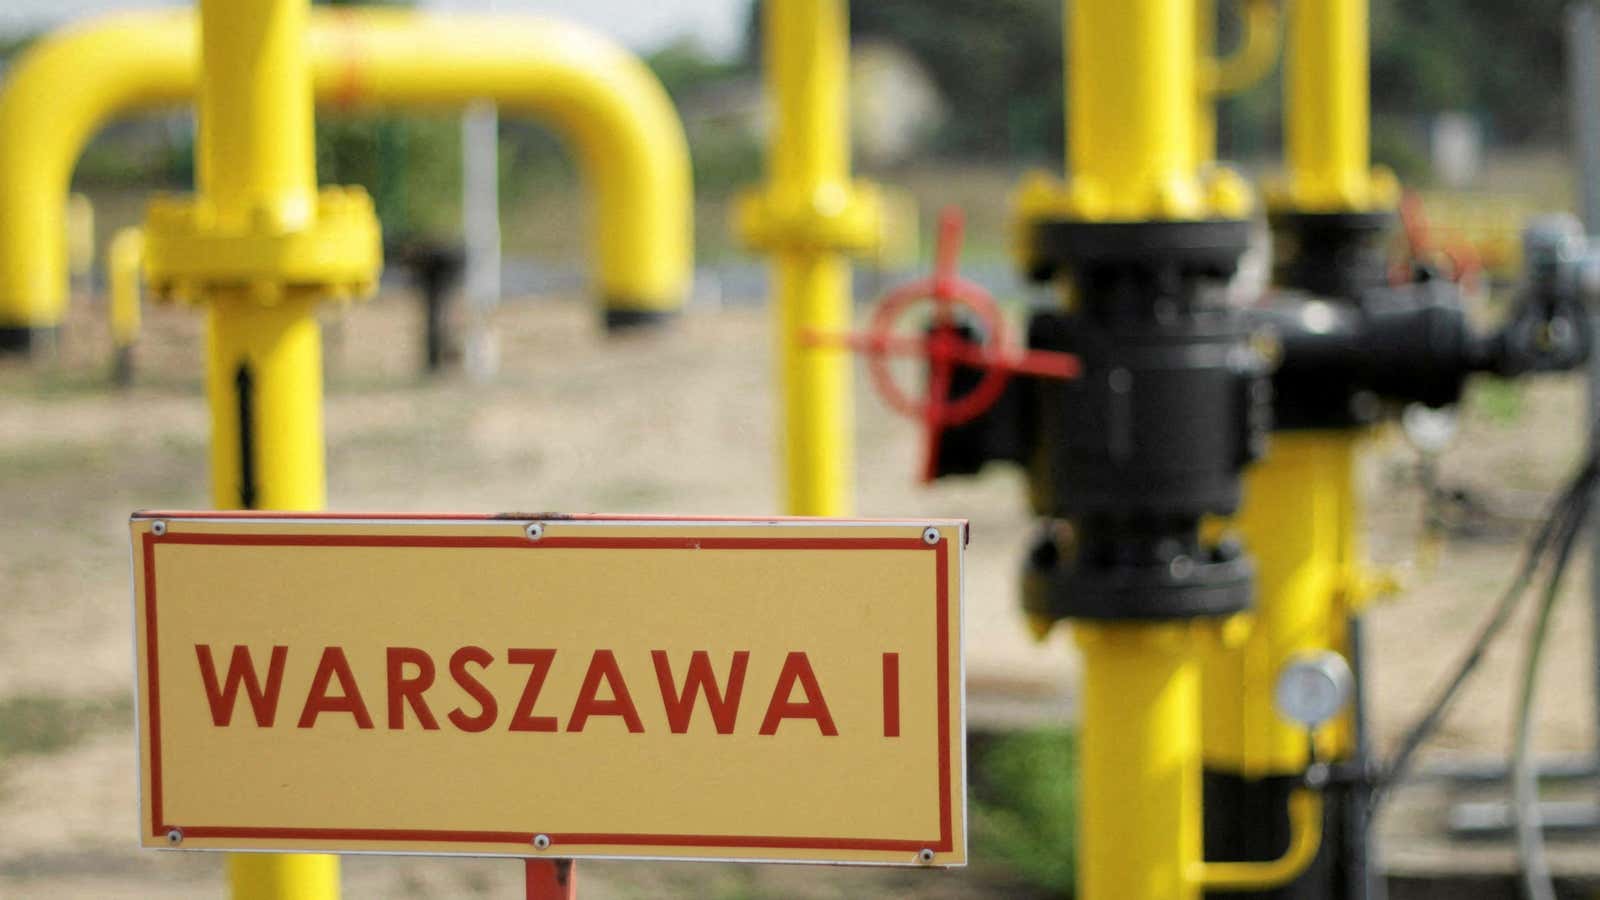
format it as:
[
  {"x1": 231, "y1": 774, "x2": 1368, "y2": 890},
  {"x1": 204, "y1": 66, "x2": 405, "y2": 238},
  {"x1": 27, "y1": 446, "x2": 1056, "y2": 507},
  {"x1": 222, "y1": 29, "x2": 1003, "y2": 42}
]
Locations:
[
  {"x1": 736, "y1": 0, "x2": 1570, "y2": 168},
  {"x1": 742, "y1": 0, "x2": 1064, "y2": 161},
  {"x1": 1371, "y1": 0, "x2": 1568, "y2": 145}
]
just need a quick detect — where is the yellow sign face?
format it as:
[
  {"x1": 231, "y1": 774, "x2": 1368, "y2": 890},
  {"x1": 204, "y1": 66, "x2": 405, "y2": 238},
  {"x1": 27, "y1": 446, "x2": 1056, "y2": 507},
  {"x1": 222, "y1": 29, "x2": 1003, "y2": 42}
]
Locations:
[{"x1": 130, "y1": 513, "x2": 966, "y2": 866}]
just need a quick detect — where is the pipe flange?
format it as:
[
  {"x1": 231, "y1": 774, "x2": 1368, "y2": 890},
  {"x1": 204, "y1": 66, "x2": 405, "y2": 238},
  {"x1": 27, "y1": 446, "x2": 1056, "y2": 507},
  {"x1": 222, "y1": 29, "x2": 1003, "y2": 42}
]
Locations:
[
  {"x1": 732, "y1": 181, "x2": 885, "y2": 256},
  {"x1": 142, "y1": 186, "x2": 381, "y2": 305}
]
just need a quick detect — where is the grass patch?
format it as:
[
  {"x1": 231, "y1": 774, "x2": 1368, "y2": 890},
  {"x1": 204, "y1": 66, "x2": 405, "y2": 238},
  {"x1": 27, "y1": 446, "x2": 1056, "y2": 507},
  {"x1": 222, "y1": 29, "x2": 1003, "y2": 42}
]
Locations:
[
  {"x1": 971, "y1": 727, "x2": 1077, "y2": 895},
  {"x1": 1466, "y1": 377, "x2": 1524, "y2": 425},
  {"x1": 0, "y1": 691, "x2": 131, "y2": 760}
]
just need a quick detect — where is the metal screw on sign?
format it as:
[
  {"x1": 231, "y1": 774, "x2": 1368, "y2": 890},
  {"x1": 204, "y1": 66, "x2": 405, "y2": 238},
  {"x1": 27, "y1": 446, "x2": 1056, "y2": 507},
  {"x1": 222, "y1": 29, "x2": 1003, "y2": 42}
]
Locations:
[
  {"x1": 922, "y1": 526, "x2": 941, "y2": 545},
  {"x1": 525, "y1": 522, "x2": 544, "y2": 542},
  {"x1": 804, "y1": 207, "x2": 1082, "y2": 481},
  {"x1": 166, "y1": 828, "x2": 182, "y2": 845},
  {"x1": 918, "y1": 847, "x2": 936, "y2": 864},
  {"x1": 151, "y1": 520, "x2": 167, "y2": 536}
]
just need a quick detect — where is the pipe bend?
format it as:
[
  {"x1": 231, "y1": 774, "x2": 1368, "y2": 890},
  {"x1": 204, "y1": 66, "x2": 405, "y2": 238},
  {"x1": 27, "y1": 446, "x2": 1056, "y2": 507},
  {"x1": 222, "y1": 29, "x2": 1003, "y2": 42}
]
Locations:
[
  {"x1": 1201, "y1": 0, "x2": 1281, "y2": 97},
  {"x1": 1194, "y1": 787, "x2": 1323, "y2": 891},
  {"x1": 315, "y1": 10, "x2": 694, "y2": 315},
  {"x1": 0, "y1": 10, "x2": 195, "y2": 326},
  {"x1": 0, "y1": 9, "x2": 692, "y2": 330}
]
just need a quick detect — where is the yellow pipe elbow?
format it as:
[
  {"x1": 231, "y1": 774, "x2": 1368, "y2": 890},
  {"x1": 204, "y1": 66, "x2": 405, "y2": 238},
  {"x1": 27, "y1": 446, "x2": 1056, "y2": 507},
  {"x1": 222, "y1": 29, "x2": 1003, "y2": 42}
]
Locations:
[
  {"x1": 0, "y1": 11, "x2": 193, "y2": 329},
  {"x1": 1201, "y1": 0, "x2": 1281, "y2": 97},
  {"x1": 0, "y1": 9, "x2": 691, "y2": 331},
  {"x1": 1194, "y1": 788, "x2": 1324, "y2": 891},
  {"x1": 313, "y1": 11, "x2": 692, "y2": 319}
]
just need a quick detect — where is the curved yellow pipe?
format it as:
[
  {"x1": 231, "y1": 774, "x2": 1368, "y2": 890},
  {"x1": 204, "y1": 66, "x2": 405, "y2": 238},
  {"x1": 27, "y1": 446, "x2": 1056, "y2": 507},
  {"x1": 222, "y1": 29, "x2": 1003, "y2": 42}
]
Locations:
[
  {"x1": 1200, "y1": 0, "x2": 1281, "y2": 97},
  {"x1": 0, "y1": 8, "x2": 691, "y2": 334},
  {"x1": 0, "y1": 11, "x2": 191, "y2": 332},
  {"x1": 1194, "y1": 788, "x2": 1324, "y2": 891},
  {"x1": 317, "y1": 10, "x2": 691, "y2": 324}
]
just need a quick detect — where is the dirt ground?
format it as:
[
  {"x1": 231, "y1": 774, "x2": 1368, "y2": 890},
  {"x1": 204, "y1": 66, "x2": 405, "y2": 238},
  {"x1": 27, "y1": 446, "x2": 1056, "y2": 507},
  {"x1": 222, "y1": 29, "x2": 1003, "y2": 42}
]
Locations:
[{"x1": 1, "y1": 288, "x2": 1597, "y2": 897}]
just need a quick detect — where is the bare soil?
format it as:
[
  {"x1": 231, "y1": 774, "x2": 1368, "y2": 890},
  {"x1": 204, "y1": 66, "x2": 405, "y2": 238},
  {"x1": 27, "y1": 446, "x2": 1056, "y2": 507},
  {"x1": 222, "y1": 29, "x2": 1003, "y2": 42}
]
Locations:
[{"x1": 0, "y1": 288, "x2": 1595, "y2": 896}]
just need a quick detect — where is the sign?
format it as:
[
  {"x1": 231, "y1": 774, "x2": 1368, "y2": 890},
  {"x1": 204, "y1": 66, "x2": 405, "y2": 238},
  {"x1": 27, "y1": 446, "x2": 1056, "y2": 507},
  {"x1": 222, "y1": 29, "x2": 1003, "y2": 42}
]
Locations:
[{"x1": 130, "y1": 512, "x2": 967, "y2": 866}]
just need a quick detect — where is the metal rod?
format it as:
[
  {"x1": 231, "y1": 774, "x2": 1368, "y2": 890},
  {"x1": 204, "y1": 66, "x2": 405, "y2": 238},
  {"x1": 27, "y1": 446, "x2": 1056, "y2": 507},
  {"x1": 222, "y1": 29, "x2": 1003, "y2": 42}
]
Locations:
[
  {"x1": 1565, "y1": 0, "x2": 1600, "y2": 776},
  {"x1": 524, "y1": 860, "x2": 576, "y2": 900}
]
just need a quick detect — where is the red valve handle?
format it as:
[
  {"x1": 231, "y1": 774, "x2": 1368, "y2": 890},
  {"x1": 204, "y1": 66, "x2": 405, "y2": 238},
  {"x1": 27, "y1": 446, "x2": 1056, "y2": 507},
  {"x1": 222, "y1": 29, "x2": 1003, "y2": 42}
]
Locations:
[{"x1": 805, "y1": 206, "x2": 1081, "y2": 482}]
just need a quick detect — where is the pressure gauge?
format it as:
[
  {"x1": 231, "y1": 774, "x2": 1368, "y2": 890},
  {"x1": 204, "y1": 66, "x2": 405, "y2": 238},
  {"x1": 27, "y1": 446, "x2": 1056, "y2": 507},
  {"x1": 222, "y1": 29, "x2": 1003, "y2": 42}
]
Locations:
[{"x1": 1273, "y1": 651, "x2": 1354, "y2": 729}]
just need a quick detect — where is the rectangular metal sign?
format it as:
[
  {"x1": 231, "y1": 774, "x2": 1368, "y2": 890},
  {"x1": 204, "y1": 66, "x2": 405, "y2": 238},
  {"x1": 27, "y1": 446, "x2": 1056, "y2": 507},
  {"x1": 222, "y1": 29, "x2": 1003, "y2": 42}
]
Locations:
[{"x1": 130, "y1": 512, "x2": 966, "y2": 866}]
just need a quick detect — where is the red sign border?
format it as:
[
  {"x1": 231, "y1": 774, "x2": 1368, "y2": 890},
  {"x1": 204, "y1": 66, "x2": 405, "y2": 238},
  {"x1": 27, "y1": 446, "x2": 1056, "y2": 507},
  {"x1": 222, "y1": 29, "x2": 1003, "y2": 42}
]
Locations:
[{"x1": 139, "y1": 525, "x2": 955, "y2": 856}]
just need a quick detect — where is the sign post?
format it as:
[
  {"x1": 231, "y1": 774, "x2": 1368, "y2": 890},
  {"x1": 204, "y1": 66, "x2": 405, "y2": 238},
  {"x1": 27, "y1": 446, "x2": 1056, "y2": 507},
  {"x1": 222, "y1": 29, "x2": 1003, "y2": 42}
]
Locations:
[{"x1": 131, "y1": 513, "x2": 967, "y2": 872}]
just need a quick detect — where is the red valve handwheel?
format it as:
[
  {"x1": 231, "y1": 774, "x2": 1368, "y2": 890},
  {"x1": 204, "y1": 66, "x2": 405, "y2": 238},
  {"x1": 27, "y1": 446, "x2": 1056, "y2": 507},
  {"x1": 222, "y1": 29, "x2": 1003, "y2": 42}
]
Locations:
[{"x1": 806, "y1": 207, "x2": 1081, "y2": 482}]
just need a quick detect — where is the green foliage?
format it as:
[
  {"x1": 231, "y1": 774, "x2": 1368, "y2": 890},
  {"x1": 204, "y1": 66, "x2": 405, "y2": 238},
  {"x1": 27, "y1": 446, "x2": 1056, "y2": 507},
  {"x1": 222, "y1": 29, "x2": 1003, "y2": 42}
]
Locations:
[
  {"x1": 848, "y1": 0, "x2": 1063, "y2": 160},
  {"x1": 318, "y1": 114, "x2": 462, "y2": 242},
  {"x1": 971, "y1": 728, "x2": 1078, "y2": 893},
  {"x1": 644, "y1": 39, "x2": 764, "y2": 192},
  {"x1": 1371, "y1": 0, "x2": 1569, "y2": 145},
  {"x1": 648, "y1": 38, "x2": 745, "y2": 101},
  {"x1": 1371, "y1": 117, "x2": 1431, "y2": 182},
  {"x1": 1467, "y1": 377, "x2": 1526, "y2": 425}
]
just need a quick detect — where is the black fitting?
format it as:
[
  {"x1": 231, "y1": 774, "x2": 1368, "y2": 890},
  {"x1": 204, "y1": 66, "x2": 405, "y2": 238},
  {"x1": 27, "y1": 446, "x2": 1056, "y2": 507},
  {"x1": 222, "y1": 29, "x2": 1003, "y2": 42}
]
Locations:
[
  {"x1": 1003, "y1": 218, "x2": 1269, "y2": 621},
  {"x1": 603, "y1": 306, "x2": 678, "y2": 333},
  {"x1": 0, "y1": 325, "x2": 56, "y2": 356},
  {"x1": 1259, "y1": 278, "x2": 1482, "y2": 429},
  {"x1": 1268, "y1": 210, "x2": 1394, "y2": 301},
  {"x1": 1024, "y1": 525, "x2": 1252, "y2": 620}
]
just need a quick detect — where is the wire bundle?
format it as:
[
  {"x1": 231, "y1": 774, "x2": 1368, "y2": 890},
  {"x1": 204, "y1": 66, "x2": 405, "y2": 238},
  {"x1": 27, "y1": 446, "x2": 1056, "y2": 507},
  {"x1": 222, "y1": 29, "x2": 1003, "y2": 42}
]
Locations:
[{"x1": 1376, "y1": 450, "x2": 1600, "y2": 900}]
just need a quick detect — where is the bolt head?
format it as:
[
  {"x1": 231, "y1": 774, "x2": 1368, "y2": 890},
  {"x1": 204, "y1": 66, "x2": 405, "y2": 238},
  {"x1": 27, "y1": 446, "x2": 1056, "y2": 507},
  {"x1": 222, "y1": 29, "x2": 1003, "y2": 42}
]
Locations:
[
  {"x1": 917, "y1": 848, "x2": 935, "y2": 864},
  {"x1": 532, "y1": 833, "x2": 551, "y2": 850},
  {"x1": 151, "y1": 521, "x2": 167, "y2": 536},
  {"x1": 166, "y1": 828, "x2": 182, "y2": 845},
  {"x1": 922, "y1": 527, "x2": 941, "y2": 546},
  {"x1": 525, "y1": 523, "x2": 544, "y2": 541}
]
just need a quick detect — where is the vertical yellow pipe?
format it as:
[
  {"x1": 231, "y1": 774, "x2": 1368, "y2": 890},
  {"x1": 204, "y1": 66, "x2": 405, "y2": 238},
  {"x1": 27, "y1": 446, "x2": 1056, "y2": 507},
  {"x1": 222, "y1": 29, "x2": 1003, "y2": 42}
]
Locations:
[
  {"x1": 109, "y1": 227, "x2": 143, "y2": 385},
  {"x1": 194, "y1": 0, "x2": 336, "y2": 894},
  {"x1": 196, "y1": 0, "x2": 317, "y2": 230},
  {"x1": 1067, "y1": 0, "x2": 1202, "y2": 220},
  {"x1": 1201, "y1": 432, "x2": 1360, "y2": 776},
  {"x1": 766, "y1": 0, "x2": 853, "y2": 515},
  {"x1": 109, "y1": 228, "x2": 143, "y2": 349},
  {"x1": 204, "y1": 296, "x2": 327, "y2": 511},
  {"x1": 1282, "y1": 0, "x2": 1379, "y2": 210},
  {"x1": 1195, "y1": 0, "x2": 1219, "y2": 165},
  {"x1": 1076, "y1": 622, "x2": 1204, "y2": 900}
]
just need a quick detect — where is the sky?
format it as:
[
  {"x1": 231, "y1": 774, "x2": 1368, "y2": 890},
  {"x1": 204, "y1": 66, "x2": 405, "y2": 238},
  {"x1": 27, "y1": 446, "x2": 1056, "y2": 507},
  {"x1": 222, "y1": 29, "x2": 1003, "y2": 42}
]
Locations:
[{"x1": 0, "y1": 0, "x2": 750, "y2": 57}]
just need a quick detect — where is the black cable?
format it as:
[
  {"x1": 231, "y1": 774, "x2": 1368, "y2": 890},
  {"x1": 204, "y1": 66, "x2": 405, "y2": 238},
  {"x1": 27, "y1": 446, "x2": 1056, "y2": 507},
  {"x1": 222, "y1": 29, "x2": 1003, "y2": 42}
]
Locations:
[
  {"x1": 1372, "y1": 454, "x2": 1600, "y2": 810},
  {"x1": 1509, "y1": 470, "x2": 1589, "y2": 900}
]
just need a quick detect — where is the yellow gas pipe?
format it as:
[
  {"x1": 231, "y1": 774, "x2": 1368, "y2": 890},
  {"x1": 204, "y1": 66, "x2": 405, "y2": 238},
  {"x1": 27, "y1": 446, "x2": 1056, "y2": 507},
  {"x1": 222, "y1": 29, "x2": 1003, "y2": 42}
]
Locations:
[
  {"x1": 1197, "y1": 2, "x2": 1401, "y2": 893},
  {"x1": 108, "y1": 226, "x2": 143, "y2": 385},
  {"x1": 1196, "y1": 0, "x2": 1282, "y2": 166},
  {"x1": 141, "y1": 0, "x2": 380, "y2": 895},
  {"x1": 1203, "y1": 433, "x2": 1366, "y2": 777},
  {"x1": 733, "y1": 0, "x2": 882, "y2": 516},
  {"x1": 0, "y1": 9, "x2": 691, "y2": 344},
  {"x1": 1016, "y1": 2, "x2": 1320, "y2": 898},
  {"x1": 1204, "y1": 0, "x2": 1400, "y2": 783},
  {"x1": 1274, "y1": 0, "x2": 1397, "y2": 212}
]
